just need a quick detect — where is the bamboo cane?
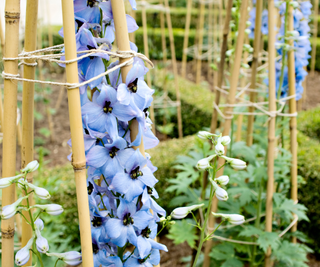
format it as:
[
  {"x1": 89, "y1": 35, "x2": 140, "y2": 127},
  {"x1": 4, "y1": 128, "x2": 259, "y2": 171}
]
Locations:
[
  {"x1": 196, "y1": 2, "x2": 205, "y2": 84},
  {"x1": 207, "y1": 2, "x2": 214, "y2": 84},
  {"x1": 264, "y1": 1, "x2": 276, "y2": 265},
  {"x1": 204, "y1": 1, "x2": 248, "y2": 265},
  {"x1": 129, "y1": 7, "x2": 136, "y2": 43},
  {"x1": 20, "y1": 2, "x2": 38, "y2": 256},
  {"x1": 181, "y1": 0, "x2": 192, "y2": 78},
  {"x1": 246, "y1": 0, "x2": 263, "y2": 146},
  {"x1": 142, "y1": 3, "x2": 155, "y2": 134},
  {"x1": 0, "y1": 11, "x2": 4, "y2": 53},
  {"x1": 1, "y1": 1, "x2": 20, "y2": 267},
  {"x1": 311, "y1": 0, "x2": 319, "y2": 76},
  {"x1": 287, "y1": 3, "x2": 298, "y2": 243},
  {"x1": 164, "y1": 0, "x2": 183, "y2": 139},
  {"x1": 210, "y1": 0, "x2": 233, "y2": 134},
  {"x1": 61, "y1": 1, "x2": 94, "y2": 266},
  {"x1": 0, "y1": 86, "x2": 3, "y2": 131}
]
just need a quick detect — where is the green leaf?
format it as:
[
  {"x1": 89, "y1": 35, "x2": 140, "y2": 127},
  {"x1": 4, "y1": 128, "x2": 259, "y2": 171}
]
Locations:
[
  {"x1": 239, "y1": 226, "x2": 263, "y2": 238},
  {"x1": 257, "y1": 232, "x2": 280, "y2": 253},
  {"x1": 221, "y1": 258, "x2": 243, "y2": 267},
  {"x1": 167, "y1": 220, "x2": 198, "y2": 248},
  {"x1": 39, "y1": 127, "x2": 51, "y2": 138},
  {"x1": 228, "y1": 187, "x2": 256, "y2": 206},
  {"x1": 274, "y1": 198, "x2": 309, "y2": 222},
  {"x1": 209, "y1": 243, "x2": 235, "y2": 261}
]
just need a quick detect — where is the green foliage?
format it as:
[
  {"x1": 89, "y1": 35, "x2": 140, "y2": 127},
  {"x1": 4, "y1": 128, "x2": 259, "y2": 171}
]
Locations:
[
  {"x1": 297, "y1": 106, "x2": 320, "y2": 139},
  {"x1": 167, "y1": 219, "x2": 198, "y2": 248},
  {"x1": 210, "y1": 243, "x2": 244, "y2": 267},
  {"x1": 256, "y1": 232, "x2": 280, "y2": 253}
]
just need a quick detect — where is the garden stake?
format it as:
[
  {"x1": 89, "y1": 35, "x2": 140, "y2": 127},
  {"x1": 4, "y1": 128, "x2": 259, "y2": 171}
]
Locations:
[
  {"x1": 207, "y1": 2, "x2": 214, "y2": 84},
  {"x1": 2, "y1": 1, "x2": 20, "y2": 266},
  {"x1": 246, "y1": 0, "x2": 263, "y2": 146},
  {"x1": 181, "y1": 0, "x2": 192, "y2": 78},
  {"x1": 0, "y1": 11, "x2": 4, "y2": 53},
  {"x1": 0, "y1": 86, "x2": 3, "y2": 131},
  {"x1": 210, "y1": 0, "x2": 233, "y2": 134},
  {"x1": 142, "y1": 3, "x2": 156, "y2": 134},
  {"x1": 196, "y1": 2, "x2": 205, "y2": 85},
  {"x1": 164, "y1": 0, "x2": 183, "y2": 138},
  {"x1": 129, "y1": 7, "x2": 136, "y2": 43},
  {"x1": 287, "y1": 3, "x2": 298, "y2": 243},
  {"x1": 204, "y1": 1, "x2": 248, "y2": 265},
  {"x1": 311, "y1": 0, "x2": 319, "y2": 76},
  {"x1": 264, "y1": 1, "x2": 276, "y2": 265},
  {"x1": 61, "y1": 0, "x2": 94, "y2": 265}
]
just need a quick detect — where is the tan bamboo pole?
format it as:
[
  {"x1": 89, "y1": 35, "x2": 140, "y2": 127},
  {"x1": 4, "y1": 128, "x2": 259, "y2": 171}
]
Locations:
[
  {"x1": 192, "y1": 9, "x2": 201, "y2": 74},
  {"x1": 61, "y1": 1, "x2": 94, "y2": 265},
  {"x1": 264, "y1": 1, "x2": 276, "y2": 265},
  {"x1": 246, "y1": 0, "x2": 263, "y2": 146},
  {"x1": 196, "y1": 2, "x2": 205, "y2": 84},
  {"x1": 210, "y1": 0, "x2": 233, "y2": 134},
  {"x1": 164, "y1": 0, "x2": 183, "y2": 138},
  {"x1": 207, "y1": 2, "x2": 214, "y2": 84},
  {"x1": 287, "y1": 3, "x2": 298, "y2": 243},
  {"x1": 0, "y1": 86, "x2": 3, "y2": 131},
  {"x1": 311, "y1": 0, "x2": 319, "y2": 76},
  {"x1": 2, "y1": 1, "x2": 20, "y2": 266},
  {"x1": 47, "y1": 2, "x2": 53, "y2": 48},
  {"x1": 204, "y1": 1, "x2": 248, "y2": 265},
  {"x1": 20, "y1": 6, "x2": 38, "y2": 262},
  {"x1": 181, "y1": 0, "x2": 192, "y2": 78},
  {"x1": 129, "y1": 6, "x2": 136, "y2": 44},
  {"x1": 0, "y1": 11, "x2": 4, "y2": 53},
  {"x1": 142, "y1": 4, "x2": 155, "y2": 134}
]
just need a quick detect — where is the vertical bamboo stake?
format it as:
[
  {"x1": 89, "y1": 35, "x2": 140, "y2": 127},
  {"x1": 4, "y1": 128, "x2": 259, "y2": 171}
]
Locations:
[
  {"x1": 129, "y1": 8, "x2": 136, "y2": 43},
  {"x1": 164, "y1": 0, "x2": 183, "y2": 138},
  {"x1": 196, "y1": 2, "x2": 205, "y2": 84},
  {"x1": 207, "y1": 2, "x2": 214, "y2": 84},
  {"x1": 0, "y1": 11, "x2": 4, "y2": 53},
  {"x1": 61, "y1": 1, "x2": 94, "y2": 266},
  {"x1": 210, "y1": 0, "x2": 233, "y2": 134},
  {"x1": 142, "y1": 4, "x2": 155, "y2": 134},
  {"x1": 0, "y1": 87, "x2": 3, "y2": 131},
  {"x1": 181, "y1": 0, "x2": 192, "y2": 78},
  {"x1": 204, "y1": 1, "x2": 248, "y2": 265},
  {"x1": 287, "y1": 3, "x2": 298, "y2": 243},
  {"x1": 47, "y1": 1, "x2": 53, "y2": 48},
  {"x1": 21, "y1": 5, "x2": 38, "y2": 261},
  {"x1": 264, "y1": 1, "x2": 276, "y2": 265},
  {"x1": 1, "y1": 1, "x2": 20, "y2": 267},
  {"x1": 311, "y1": 0, "x2": 319, "y2": 76},
  {"x1": 246, "y1": 0, "x2": 263, "y2": 146}
]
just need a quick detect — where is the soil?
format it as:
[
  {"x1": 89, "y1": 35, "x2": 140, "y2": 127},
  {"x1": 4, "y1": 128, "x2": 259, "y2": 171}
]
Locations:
[{"x1": 1, "y1": 64, "x2": 320, "y2": 266}]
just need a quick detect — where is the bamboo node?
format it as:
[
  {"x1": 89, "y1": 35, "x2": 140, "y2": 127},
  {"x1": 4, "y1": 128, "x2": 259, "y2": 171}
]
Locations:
[
  {"x1": 72, "y1": 160, "x2": 87, "y2": 172},
  {"x1": 1, "y1": 227, "x2": 15, "y2": 239},
  {"x1": 5, "y1": 11, "x2": 20, "y2": 20}
]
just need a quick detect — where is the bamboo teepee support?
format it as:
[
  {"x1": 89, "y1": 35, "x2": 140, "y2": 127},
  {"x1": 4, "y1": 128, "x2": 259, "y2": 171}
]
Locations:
[
  {"x1": 287, "y1": 3, "x2": 298, "y2": 243},
  {"x1": 210, "y1": 0, "x2": 233, "y2": 134},
  {"x1": 195, "y1": 2, "x2": 205, "y2": 84},
  {"x1": 246, "y1": 0, "x2": 263, "y2": 146},
  {"x1": 264, "y1": 1, "x2": 276, "y2": 265},
  {"x1": 164, "y1": 0, "x2": 183, "y2": 138},
  {"x1": 204, "y1": 1, "x2": 248, "y2": 266},
  {"x1": 2, "y1": 1, "x2": 20, "y2": 267},
  {"x1": 311, "y1": 0, "x2": 319, "y2": 76},
  {"x1": 61, "y1": 0, "x2": 94, "y2": 266},
  {"x1": 141, "y1": 3, "x2": 155, "y2": 134},
  {"x1": 181, "y1": 0, "x2": 192, "y2": 78},
  {"x1": 0, "y1": 11, "x2": 4, "y2": 53}
]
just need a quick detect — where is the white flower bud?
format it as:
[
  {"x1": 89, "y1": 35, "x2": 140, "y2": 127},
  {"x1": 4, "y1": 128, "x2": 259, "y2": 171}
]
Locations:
[
  {"x1": 212, "y1": 212, "x2": 245, "y2": 225},
  {"x1": 33, "y1": 204, "x2": 64, "y2": 216},
  {"x1": 171, "y1": 203, "x2": 204, "y2": 219},
  {"x1": 27, "y1": 183, "x2": 51, "y2": 200},
  {"x1": 159, "y1": 217, "x2": 166, "y2": 222},
  {"x1": 46, "y1": 251, "x2": 82, "y2": 266},
  {"x1": 215, "y1": 142, "x2": 225, "y2": 156},
  {"x1": 197, "y1": 131, "x2": 218, "y2": 140},
  {"x1": 35, "y1": 218, "x2": 44, "y2": 231},
  {"x1": 36, "y1": 229, "x2": 49, "y2": 253},
  {"x1": 196, "y1": 155, "x2": 216, "y2": 170},
  {"x1": 220, "y1": 136, "x2": 231, "y2": 146},
  {"x1": 1, "y1": 196, "x2": 27, "y2": 220},
  {"x1": 211, "y1": 181, "x2": 228, "y2": 201},
  {"x1": 15, "y1": 237, "x2": 34, "y2": 266},
  {"x1": 21, "y1": 160, "x2": 39, "y2": 173},
  {"x1": 221, "y1": 156, "x2": 247, "y2": 170},
  {"x1": 0, "y1": 174, "x2": 23, "y2": 189},
  {"x1": 214, "y1": 175, "x2": 229, "y2": 186}
]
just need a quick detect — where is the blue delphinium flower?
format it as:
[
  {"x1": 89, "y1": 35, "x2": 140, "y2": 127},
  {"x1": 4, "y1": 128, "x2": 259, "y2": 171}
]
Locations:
[{"x1": 124, "y1": 249, "x2": 160, "y2": 267}]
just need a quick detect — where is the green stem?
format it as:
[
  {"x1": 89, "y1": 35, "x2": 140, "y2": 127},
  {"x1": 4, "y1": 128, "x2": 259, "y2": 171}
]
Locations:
[
  {"x1": 54, "y1": 259, "x2": 61, "y2": 267},
  {"x1": 204, "y1": 220, "x2": 224, "y2": 242}
]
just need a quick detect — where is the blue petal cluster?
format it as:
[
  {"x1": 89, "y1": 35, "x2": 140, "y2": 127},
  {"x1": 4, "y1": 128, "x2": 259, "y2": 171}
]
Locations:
[{"x1": 61, "y1": 0, "x2": 167, "y2": 265}]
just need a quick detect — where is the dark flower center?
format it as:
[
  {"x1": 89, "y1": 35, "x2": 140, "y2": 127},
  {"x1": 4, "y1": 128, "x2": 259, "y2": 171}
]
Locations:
[
  {"x1": 87, "y1": 0, "x2": 99, "y2": 8},
  {"x1": 92, "y1": 243, "x2": 99, "y2": 254},
  {"x1": 147, "y1": 186, "x2": 153, "y2": 195},
  {"x1": 109, "y1": 147, "x2": 119, "y2": 158},
  {"x1": 130, "y1": 166, "x2": 143, "y2": 179},
  {"x1": 141, "y1": 227, "x2": 151, "y2": 238},
  {"x1": 84, "y1": 128, "x2": 90, "y2": 135},
  {"x1": 87, "y1": 182, "x2": 94, "y2": 195},
  {"x1": 75, "y1": 19, "x2": 84, "y2": 31},
  {"x1": 92, "y1": 216, "x2": 103, "y2": 227},
  {"x1": 128, "y1": 78, "x2": 138, "y2": 93},
  {"x1": 103, "y1": 101, "x2": 113, "y2": 114},
  {"x1": 143, "y1": 108, "x2": 148, "y2": 119},
  {"x1": 123, "y1": 213, "x2": 134, "y2": 226}
]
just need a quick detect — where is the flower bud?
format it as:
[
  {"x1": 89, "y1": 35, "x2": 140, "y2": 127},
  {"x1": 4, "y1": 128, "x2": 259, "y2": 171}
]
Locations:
[
  {"x1": 171, "y1": 203, "x2": 204, "y2": 219},
  {"x1": 36, "y1": 230, "x2": 49, "y2": 253},
  {"x1": 214, "y1": 175, "x2": 229, "y2": 186},
  {"x1": 35, "y1": 218, "x2": 44, "y2": 231},
  {"x1": 46, "y1": 251, "x2": 82, "y2": 266},
  {"x1": 211, "y1": 181, "x2": 228, "y2": 201},
  {"x1": 197, "y1": 131, "x2": 218, "y2": 140},
  {"x1": 33, "y1": 204, "x2": 64, "y2": 216},
  {"x1": 215, "y1": 142, "x2": 225, "y2": 156},
  {"x1": 221, "y1": 156, "x2": 247, "y2": 170},
  {"x1": 220, "y1": 136, "x2": 231, "y2": 146},
  {"x1": 0, "y1": 174, "x2": 23, "y2": 189},
  {"x1": 196, "y1": 155, "x2": 216, "y2": 170},
  {"x1": 1, "y1": 196, "x2": 27, "y2": 220},
  {"x1": 170, "y1": 221, "x2": 176, "y2": 225},
  {"x1": 21, "y1": 160, "x2": 39, "y2": 173},
  {"x1": 159, "y1": 217, "x2": 166, "y2": 222},
  {"x1": 212, "y1": 212, "x2": 245, "y2": 225},
  {"x1": 15, "y1": 237, "x2": 34, "y2": 266},
  {"x1": 27, "y1": 183, "x2": 51, "y2": 199}
]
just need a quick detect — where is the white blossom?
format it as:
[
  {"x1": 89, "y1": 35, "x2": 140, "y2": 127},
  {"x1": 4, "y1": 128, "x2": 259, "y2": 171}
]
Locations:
[
  {"x1": 221, "y1": 156, "x2": 247, "y2": 170},
  {"x1": 15, "y1": 237, "x2": 34, "y2": 266},
  {"x1": 21, "y1": 160, "x2": 39, "y2": 173},
  {"x1": 214, "y1": 175, "x2": 229, "y2": 186},
  {"x1": 33, "y1": 204, "x2": 64, "y2": 216},
  {"x1": 196, "y1": 155, "x2": 216, "y2": 170},
  {"x1": 212, "y1": 212, "x2": 245, "y2": 225},
  {"x1": 46, "y1": 251, "x2": 82, "y2": 266},
  {"x1": 171, "y1": 203, "x2": 204, "y2": 219}
]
